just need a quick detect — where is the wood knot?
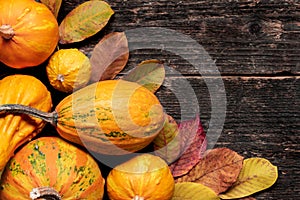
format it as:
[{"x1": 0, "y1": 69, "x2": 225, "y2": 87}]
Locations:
[{"x1": 249, "y1": 22, "x2": 262, "y2": 35}]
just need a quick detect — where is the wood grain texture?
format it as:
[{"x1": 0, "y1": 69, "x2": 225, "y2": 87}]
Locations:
[
  {"x1": 1, "y1": 0, "x2": 299, "y2": 199},
  {"x1": 59, "y1": 0, "x2": 300, "y2": 75}
]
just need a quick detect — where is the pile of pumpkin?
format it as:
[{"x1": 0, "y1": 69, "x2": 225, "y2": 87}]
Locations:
[{"x1": 0, "y1": 0, "x2": 177, "y2": 199}]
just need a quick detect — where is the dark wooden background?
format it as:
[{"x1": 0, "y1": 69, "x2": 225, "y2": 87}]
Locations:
[{"x1": 1, "y1": 0, "x2": 299, "y2": 199}]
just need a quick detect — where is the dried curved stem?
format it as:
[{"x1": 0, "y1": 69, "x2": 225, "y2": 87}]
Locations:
[
  {"x1": 0, "y1": 24, "x2": 14, "y2": 40},
  {"x1": 0, "y1": 104, "x2": 58, "y2": 126},
  {"x1": 30, "y1": 187, "x2": 62, "y2": 200}
]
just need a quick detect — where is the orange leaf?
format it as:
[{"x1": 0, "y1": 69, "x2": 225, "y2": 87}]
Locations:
[
  {"x1": 90, "y1": 32, "x2": 129, "y2": 82},
  {"x1": 169, "y1": 115, "x2": 207, "y2": 177},
  {"x1": 175, "y1": 148, "x2": 244, "y2": 195}
]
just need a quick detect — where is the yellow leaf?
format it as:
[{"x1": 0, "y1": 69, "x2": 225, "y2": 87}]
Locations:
[
  {"x1": 123, "y1": 59, "x2": 165, "y2": 93},
  {"x1": 219, "y1": 157, "x2": 278, "y2": 199},
  {"x1": 59, "y1": 0, "x2": 114, "y2": 44},
  {"x1": 153, "y1": 114, "x2": 180, "y2": 163},
  {"x1": 172, "y1": 182, "x2": 220, "y2": 200}
]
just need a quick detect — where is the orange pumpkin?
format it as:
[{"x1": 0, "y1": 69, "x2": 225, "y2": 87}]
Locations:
[
  {"x1": 106, "y1": 153, "x2": 175, "y2": 200},
  {"x1": 0, "y1": 0, "x2": 59, "y2": 68},
  {"x1": 0, "y1": 75, "x2": 52, "y2": 176},
  {"x1": 0, "y1": 136, "x2": 105, "y2": 200}
]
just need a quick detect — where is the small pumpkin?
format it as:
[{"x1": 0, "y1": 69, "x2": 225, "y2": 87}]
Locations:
[
  {"x1": 106, "y1": 153, "x2": 175, "y2": 200},
  {"x1": 0, "y1": 80, "x2": 165, "y2": 155},
  {"x1": 0, "y1": 74, "x2": 52, "y2": 175},
  {"x1": 0, "y1": 136, "x2": 105, "y2": 200},
  {"x1": 46, "y1": 48, "x2": 92, "y2": 93},
  {"x1": 0, "y1": 0, "x2": 59, "y2": 68}
]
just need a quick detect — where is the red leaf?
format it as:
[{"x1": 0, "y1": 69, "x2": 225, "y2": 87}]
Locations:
[{"x1": 169, "y1": 115, "x2": 207, "y2": 177}]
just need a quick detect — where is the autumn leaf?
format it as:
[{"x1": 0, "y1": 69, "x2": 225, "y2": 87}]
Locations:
[
  {"x1": 175, "y1": 148, "x2": 244, "y2": 195},
  {"x1": 153, "y1": 114, "x2": 180, "y2": 164},
  {"x1": 236, "y1": 197, "x2": 256, "y2": 200},
  {"x1": 59, "y1": 0, "x2": 114, "y2": 44},
  {"x1": 169, "y1": 115, "x2": 207, "y2": 177},
  {"x1": 122, "y1": 59, "x2": 165, "y2": 93},
  {"x1": 90, "y1": 32, "x2": 129, "y2": 82},
  {"x1": 219, "y1": 157, "x2": 278, "y2": 199},
  {"x1": 172, "y1": 182, "x2": 220, "y2": 200},
  {"x1": 40, "y1": 0, "x2": 62, "y2": 17}
]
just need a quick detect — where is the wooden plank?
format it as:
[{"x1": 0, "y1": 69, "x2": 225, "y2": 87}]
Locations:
[
  {"x1": 155, "y1": 76, "x2": 299, "y2": 199},
  {"x1": 60, "y1": 0, "x2": 300, "y2": 75},
  {"x1": 1, "y1": 0, "x2": 299, "y2": 199}
]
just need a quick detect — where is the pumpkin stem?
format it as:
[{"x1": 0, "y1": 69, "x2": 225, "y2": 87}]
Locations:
[
  {"x1": 0, "y1": 104, "x2": 57, "y2": 126},
  {"x1": 30, "y1": 187, "x2": 62, "y2": 200},
  {"x1": 0, "y1": 24, "x2": 15, "y2": 40},
  {"x1": 132, "y1": 195, "x2": 145, "y2": 200}
]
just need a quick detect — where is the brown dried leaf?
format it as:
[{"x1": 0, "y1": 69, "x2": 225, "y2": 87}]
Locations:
[
  {"x1": 59, "y1": 0, "x2": 114, "y2": 44},
  {"x1": 153, "y1": 114, "x2": 180, "y2": 164},
  {"x1": 40, "y1": 0, "x2": 62, "y2": 17},
  {"x1": 90, "y1": 32, "x2": 129, "y2": 82},
  {"x1": 169, "y1": 115, "x2": 207, "y2": 177},
  {"x1": 176, "y1": 148, "x2": 244, "y2": 195},
  {"x1": 122, "y1": 59, "x2": 165, "y2": 93}
]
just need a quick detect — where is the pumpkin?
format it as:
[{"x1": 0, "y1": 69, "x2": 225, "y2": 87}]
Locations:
[
  {"x1": 106, "y1": 153, "x2": 175, "y2": 200},
  {"x1": 0, "y1": 74, "x2": 52, "y2": 176},
  {"x1": 46, "y1": 48, "x2": 92, "y2": 93},
  {"x1": 0, "y1": 136, "x2": 105, "y2": 200},
  {"x1": 0, "y1": 80, "x2": 166, "y2": 155},
  {"x1": 0, "y1": 0, "x2": 59, "y2": 69}
]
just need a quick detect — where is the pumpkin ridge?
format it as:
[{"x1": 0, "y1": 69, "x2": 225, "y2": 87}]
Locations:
[
  {"x1": 53, "y1": 142, "x2": 77, "y2": 195},
  {"x1": 60, "y1": 149, "x2": 89, "y2": 196},
  {"x1": 43, "y1": 138, "x2": 59, "y2": 187}
]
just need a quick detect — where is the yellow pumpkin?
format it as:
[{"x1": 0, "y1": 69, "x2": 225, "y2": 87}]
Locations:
[
  {"x1": 0, "y1": 0, "x2": 59, "y2": 68},
  {"x1": 107, "y1": 154, "x2": 175, "y2": 200},
  {"x1": 0, "y1": 75, "x2": 52, "y2": 175},
  {"x1": 46, "y1": 48, "x2": 92, "y2": 93}
]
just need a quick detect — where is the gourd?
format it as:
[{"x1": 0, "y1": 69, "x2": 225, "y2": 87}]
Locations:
[
  {"x1": 106, "y1": 153, "x2": 175, "y2": 200},
  {"x1": 0, "y1": 74, "x2": 52, "y2": 176},
  {"x1": 0, "y1": 136, "x2": 105, "y2": 200},
  {"x1": 46, "y1": 48, "x2": 92, "y2": 93},
  {"x1": 0, "y1": 0, "x2": 59, "y2": 68},
  {"x1": 0, "y1": 80, "x2": 165, "y2": 155}
]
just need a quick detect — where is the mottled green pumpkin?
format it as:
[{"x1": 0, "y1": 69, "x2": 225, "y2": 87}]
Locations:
[
  {"x1": 0, "y1": 136, "x2": 105, "y2": 200},
  {"x1": 55, "y1": 79, "x2": 166, "y2": 155}
]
